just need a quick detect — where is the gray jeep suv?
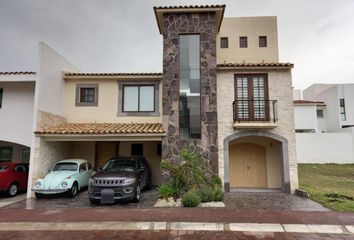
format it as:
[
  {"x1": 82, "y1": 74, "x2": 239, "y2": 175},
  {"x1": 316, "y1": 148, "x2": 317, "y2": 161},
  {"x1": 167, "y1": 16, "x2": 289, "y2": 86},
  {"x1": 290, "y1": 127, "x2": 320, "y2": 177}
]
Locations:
[{"x1": 88, "y1": 156, "x2": 152, "y2": 204}]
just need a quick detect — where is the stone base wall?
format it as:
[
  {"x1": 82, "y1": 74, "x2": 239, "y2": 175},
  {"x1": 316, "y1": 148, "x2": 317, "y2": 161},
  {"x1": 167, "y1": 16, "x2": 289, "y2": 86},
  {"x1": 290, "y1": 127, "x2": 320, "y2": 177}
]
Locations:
[
  {"x1": 217, "y1": 69, "x2": 299, "y2": 192},
  {"x1": 161, "y1": 12, "x2": 218, "y2": 180}
]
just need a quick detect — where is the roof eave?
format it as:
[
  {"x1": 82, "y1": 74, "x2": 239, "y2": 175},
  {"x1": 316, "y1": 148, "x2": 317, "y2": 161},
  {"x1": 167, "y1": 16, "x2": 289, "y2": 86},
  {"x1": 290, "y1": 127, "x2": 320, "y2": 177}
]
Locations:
[{"x1": 154, "y1": 5, "x2": 225, "y2": 35}]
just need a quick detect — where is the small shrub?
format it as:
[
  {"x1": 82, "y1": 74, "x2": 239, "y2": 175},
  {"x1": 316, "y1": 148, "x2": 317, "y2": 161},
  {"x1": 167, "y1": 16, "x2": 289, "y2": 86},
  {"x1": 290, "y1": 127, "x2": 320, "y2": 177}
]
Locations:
[
  {"x1": 209, "y1": 175, "x2": 222, "y2": 188},
  {"x1": 158, "y1": 184, "x2": 179, "y2": 199},
  {"x1": 182, "y1": 191, "x2": 200, "y2": 207},
  {"x1": 198, "y1": 187, "x2": 214, "y2": 203},
  {"x1": 213, "y1": 187, "x2": 224, "y2": 201}
]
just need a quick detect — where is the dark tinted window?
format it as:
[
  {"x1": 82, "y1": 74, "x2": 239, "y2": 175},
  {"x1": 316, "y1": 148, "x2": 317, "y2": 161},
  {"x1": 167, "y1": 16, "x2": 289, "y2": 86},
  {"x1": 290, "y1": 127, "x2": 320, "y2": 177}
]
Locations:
[
  {"x1": 79, "y1": 163, "x2": 87, "y2": 171},
  {"x1": 0, "y1": 88, "x2": 3, "y2": 108},
  {"x1": 157, "y1": 143, "x2": 162, "y2": 156},
  {"x1": 80, "y1": 88, "x2": 95, "y2": 103},
  {"x1": 103, "y1": 159, "x2": 138, "y2": 172},
  {"x1": 131, "y1": 144, "x2": 143, "y2": 155},
  {"x1": 53, "y1": 163, "x2": 78, "y2": 172}
]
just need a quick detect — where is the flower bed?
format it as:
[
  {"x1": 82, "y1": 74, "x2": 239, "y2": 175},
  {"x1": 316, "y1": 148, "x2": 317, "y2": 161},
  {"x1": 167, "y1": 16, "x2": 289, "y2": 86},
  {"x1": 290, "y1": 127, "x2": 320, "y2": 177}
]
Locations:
[{"x1": 154, "y1": 197, "x2": 225, "y2": 208}]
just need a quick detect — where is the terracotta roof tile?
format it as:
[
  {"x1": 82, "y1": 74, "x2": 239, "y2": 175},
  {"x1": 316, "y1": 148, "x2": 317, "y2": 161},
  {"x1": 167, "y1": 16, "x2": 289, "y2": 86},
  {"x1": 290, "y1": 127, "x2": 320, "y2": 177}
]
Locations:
[
  {"x1": 293, "y1": 100, "x2": 326, "y2": 105},
  {"x1": 0, "y1": 71, "x2": 36, "y2": 75},
  {"x1": 64, "y1": 72, "x2": 162, "y2": 77},
  {"x1": 35, "y1": 123, "x2": 165, "y2": 135},
  {"x1": 217, "y1": 63, "x2": 294, "y2": 68}
]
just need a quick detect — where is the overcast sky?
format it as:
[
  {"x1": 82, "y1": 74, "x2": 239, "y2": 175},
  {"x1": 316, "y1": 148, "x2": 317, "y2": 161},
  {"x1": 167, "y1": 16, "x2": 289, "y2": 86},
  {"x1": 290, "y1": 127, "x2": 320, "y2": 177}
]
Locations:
[{"x1": 0, "y1": 0, "x2": 353, "y2": 89}]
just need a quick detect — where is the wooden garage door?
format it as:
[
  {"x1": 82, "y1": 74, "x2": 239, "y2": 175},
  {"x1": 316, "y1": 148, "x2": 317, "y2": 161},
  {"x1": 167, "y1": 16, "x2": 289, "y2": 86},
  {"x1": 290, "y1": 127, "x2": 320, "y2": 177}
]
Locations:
[{"x1": 229, "y1": 143, "x2": 267, "y2": 188}]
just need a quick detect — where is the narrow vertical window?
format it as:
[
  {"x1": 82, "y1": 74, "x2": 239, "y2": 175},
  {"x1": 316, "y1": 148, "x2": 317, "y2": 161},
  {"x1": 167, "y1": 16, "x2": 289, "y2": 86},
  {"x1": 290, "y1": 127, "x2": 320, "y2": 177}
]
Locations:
[
  {"x1": 220, "y1": 37, "x2": 228, "y2": 48},
  {"x1": 259, "y1": 36, "x2": 267, "y2": 47},
  {"x1": 179, "y1": 35, "x2": 201, "y2": 139},
  {"x1": 0, "y1": 88, "x2": 3, "y2": 108},
  {"x1": 239, "y1": 36, "x2": 248, "y2": 48},
  {"x1": 340, "y1": 98, "x2": 346, "y2": 121}
]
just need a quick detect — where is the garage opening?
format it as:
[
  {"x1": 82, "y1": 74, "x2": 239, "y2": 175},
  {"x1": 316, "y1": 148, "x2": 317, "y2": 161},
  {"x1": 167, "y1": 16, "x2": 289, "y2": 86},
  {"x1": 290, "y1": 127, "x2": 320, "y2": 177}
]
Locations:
[{"x1": 229, "y1": 136, "x2": 282, "y2": 190}]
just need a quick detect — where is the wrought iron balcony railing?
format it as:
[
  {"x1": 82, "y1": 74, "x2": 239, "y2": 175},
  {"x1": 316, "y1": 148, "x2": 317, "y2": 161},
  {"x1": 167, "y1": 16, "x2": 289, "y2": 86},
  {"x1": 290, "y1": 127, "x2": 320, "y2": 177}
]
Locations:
[{"x1": 233, "y1": 99, "x2": 278, "y2": 123}]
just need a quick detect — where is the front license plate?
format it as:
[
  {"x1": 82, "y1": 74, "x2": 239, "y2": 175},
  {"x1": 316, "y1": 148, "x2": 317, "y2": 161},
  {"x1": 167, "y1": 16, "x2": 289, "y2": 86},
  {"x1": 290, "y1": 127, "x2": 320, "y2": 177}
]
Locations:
[{"x1": 101, "y1": 189, "x2": 114, "y2": 204}]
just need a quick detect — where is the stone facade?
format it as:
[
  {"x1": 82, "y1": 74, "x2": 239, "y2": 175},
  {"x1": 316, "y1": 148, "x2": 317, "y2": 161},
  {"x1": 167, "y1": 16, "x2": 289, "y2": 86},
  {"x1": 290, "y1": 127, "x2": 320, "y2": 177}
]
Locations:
[
  {"x1": 37, "y1": 110, "x2": 67, "y2": 131},
  {"x1": 217, "y1": 69, "x2": 299, "y2": 192},
  {"x1": 161, "y1": 12, "x2": 218, "y2": 176}
]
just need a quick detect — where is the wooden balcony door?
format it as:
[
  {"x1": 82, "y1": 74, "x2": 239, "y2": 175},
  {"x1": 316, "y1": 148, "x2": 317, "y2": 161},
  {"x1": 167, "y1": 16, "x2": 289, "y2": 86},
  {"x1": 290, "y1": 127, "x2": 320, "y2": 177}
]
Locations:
[{"x1": 235, "y1": 74, "x2": 269, "y2": 121}]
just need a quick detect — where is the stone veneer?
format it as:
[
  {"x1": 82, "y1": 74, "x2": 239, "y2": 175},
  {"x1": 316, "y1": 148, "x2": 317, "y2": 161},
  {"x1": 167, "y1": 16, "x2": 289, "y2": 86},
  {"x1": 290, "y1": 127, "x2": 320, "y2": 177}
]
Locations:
[
  {"x1": 217, "y1": 69, "x2": 299, "y2": 192},
  {"x1": 161, "y1": 12, "x2": 218, "y2": 177}
]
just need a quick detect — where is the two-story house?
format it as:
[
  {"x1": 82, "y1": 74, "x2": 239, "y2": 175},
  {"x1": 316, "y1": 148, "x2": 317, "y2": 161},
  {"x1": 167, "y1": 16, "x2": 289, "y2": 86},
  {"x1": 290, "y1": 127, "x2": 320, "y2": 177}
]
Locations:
[
  {"x1": 25, "y1": 5, "x2": 298, "y2": 197},
  {"x1": 0, "y1": 72, "x2": 35, "y2": 163}
]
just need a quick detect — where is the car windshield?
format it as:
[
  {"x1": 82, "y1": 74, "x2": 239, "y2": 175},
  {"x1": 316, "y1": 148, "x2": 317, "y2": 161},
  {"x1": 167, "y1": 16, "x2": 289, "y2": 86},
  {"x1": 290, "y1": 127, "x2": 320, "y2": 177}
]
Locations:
[
  {"x1": 52, "y1": 162, "x2": 78, "y2": 172},
  {"x1": 103, "y1": 160, "x2": 138, "y2": 172},
  {"x1": 0, "y1": 165, "x2": 8, "y2": 172}
]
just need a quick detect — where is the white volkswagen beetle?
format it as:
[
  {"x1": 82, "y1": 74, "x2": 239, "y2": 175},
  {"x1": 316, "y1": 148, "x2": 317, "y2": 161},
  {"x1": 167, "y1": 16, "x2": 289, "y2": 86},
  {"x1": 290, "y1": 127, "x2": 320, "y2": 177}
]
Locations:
[{"x1": 33, "y1": 159, "x2": 93, "y2": 198}]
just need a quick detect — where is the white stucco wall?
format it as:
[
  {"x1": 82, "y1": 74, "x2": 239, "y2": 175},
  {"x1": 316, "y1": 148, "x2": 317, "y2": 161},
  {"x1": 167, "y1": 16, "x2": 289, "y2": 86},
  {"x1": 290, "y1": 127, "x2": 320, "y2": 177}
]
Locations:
[
  {"x1": 0, "y1": 81, "x2": 35, "y2": 146},
  {"x1": 296, "y1": 132, "x2": 354, "y2": 163},
  {"x1": 293, "y1": 105, "x2": 317, "y2": 131}
]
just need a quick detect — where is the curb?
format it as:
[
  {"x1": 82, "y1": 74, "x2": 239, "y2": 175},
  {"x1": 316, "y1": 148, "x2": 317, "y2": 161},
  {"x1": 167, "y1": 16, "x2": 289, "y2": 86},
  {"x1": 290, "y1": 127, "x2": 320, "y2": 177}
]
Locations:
[{"x1": 0, "y1": 221, "x2": 353, "y2": 234}]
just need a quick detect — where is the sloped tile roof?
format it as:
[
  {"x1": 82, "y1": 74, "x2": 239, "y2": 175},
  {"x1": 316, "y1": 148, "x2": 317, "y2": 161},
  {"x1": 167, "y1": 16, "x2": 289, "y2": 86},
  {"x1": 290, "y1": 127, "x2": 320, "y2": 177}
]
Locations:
[
  {"x1": 217, "y1": 63, "x2": 294, "y2": 68},
  {"x1": 294, "y1": 100, "x2": 326, "y2": 106},
  {"x1": 0, "y1": 71, "x2": 36, "y2": 75},
  {"x1": 64, "y1": 72, "x2": 162, "y2": 77},
  {"x1": 35, "y1": 123, "x2": 165, "y2": 135}
]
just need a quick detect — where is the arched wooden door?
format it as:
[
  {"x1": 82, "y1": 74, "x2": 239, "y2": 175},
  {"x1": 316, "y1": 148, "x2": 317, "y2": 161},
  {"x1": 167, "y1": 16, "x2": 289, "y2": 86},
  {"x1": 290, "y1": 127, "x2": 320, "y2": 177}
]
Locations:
[{"x1": 229, "y1": 142, "x2": 267, "y2": 188}]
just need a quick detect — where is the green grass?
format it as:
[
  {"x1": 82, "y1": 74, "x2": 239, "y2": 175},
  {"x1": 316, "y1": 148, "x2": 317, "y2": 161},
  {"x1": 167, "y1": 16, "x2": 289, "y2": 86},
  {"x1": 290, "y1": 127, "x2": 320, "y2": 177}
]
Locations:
[{"x1": 298, "y1": 163, "x2": 354, "y2": 211}]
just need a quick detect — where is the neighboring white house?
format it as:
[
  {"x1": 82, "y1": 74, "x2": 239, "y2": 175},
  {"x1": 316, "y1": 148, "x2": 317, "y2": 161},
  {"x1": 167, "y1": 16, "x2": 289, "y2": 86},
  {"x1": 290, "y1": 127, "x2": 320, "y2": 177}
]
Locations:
[
  {"x1": 294, "y1": 85, "x2": 354, "y2": 164},
  {"x1": 0, "y1": 72, "x2": 36, "y2": 163}
]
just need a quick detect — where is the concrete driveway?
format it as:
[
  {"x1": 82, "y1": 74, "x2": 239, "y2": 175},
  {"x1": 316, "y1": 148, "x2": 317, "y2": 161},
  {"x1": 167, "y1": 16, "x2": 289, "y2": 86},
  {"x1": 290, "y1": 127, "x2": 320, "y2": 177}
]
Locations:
[
  {"x1": 2, "y1": 188, "x2": 159, "y2": 209},
  {"x1": 0, "y1": 193, "x2": 27, "y2": 208}
]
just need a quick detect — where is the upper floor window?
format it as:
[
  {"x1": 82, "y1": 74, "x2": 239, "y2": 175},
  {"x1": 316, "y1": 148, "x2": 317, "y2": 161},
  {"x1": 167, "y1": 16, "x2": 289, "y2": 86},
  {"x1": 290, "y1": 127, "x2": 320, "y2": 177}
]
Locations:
[
  {"x1": 259, "y1": 36, "x2": 267, "y2": 47},
  {"x1": 220, "y1": 37, "x2": 228, "y2": 48},
  {"x1": 234, "y1": 74, "x2": 269, "y2": 121},
  {"x1": 123, "y1": 85, "x2": 154, "y2": 112},
  {"x1": 239, "y1": 36, "x2": 248, "y2": 48},
  {"x1": 75, "y1": 84, "x2": 98, "y2": 106},
  {"x1": 0, "y1": 88, "x2": 3, "y2": 108},
  {"x1": 340, "y1": 98, "x2": 346, "y2": 121},
  {"x1": 316, "y1": 109, "x2": 324, "y2": 118},
  {"x1": 179, "y1": 34, "x2": 201, "y2": 139}
]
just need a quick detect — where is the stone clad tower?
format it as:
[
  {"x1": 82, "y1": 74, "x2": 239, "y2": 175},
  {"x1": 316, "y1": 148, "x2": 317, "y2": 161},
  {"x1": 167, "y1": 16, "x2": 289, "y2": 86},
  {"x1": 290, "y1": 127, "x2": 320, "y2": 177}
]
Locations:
[{"x1": 154, "y1": 5, "x2": 225, "y2": 178}]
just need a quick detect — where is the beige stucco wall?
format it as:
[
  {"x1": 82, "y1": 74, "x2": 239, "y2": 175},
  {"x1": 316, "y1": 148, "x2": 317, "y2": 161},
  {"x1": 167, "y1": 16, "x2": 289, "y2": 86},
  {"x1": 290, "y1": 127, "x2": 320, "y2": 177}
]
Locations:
[
  {"x1": 119, "y1": 141, "x2": 161, "y2": 185},
  {"x1": 229, "y1": 136, "x2": 282, "y2": 188},
  {"x1": 63, "y1": 79, "x2": 162, "y2": 123},
  {"x1": 217, "y1": 69, "x2": 298, "y2": 192},
  {"x1": 217, "y1": 17, "x2": 279, "y2": 64}
]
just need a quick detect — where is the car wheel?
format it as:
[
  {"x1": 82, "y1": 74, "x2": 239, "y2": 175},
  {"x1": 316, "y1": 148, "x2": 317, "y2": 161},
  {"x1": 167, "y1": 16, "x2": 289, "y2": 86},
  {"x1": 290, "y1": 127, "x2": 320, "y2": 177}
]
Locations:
[
  {"x1": 7, "y1": 183, "x2": 18, "y2": 197},
  {"x1": 132, "y1": 184, "x2": 141, "y2": 203},
  {"x1": 146, "y1": 179, "x2": 152, "y2": 190},
  {"x1": 68, "y1": 182, "x2": 78, "y2": 198},
  {"x1": 35, "y1": 192, "x2": 44, "y2": 199}
]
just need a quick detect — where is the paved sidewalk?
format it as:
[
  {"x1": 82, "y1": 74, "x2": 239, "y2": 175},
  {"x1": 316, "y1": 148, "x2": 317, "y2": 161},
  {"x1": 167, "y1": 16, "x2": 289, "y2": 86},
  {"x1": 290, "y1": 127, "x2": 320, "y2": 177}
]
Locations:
[{"x1": 0, "y1": 208, "x2": 353, "y2": 225}]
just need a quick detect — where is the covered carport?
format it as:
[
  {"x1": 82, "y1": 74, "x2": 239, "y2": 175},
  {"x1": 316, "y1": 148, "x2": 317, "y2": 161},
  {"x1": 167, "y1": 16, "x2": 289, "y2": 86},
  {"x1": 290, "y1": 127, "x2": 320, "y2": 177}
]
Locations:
[{"x1": 31, "y1": 123, "x2": 165, "y2": 194}]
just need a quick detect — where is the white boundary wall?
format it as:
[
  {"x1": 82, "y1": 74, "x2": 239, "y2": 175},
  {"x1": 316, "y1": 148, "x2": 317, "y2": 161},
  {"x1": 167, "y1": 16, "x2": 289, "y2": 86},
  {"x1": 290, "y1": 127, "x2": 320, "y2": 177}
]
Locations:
[{"x1": 296, "y1": 132, "x2": 354, "y2": 164}]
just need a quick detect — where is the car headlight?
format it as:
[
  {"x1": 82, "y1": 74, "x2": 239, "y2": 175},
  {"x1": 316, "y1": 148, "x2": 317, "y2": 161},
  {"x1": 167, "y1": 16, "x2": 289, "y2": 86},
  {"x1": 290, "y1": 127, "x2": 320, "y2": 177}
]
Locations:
[
  {"x1": 124, "y1": 177, "x2": 136, "y2": 185},
  {"x1": 35, "y1": 181, "x2": 42, "y2": 188},
  {"x1": 89, "y1": 178, "x2": 95, "y2": 186},
  {"x1": 61, "y1": 181, "x2": 68, "y2": 188}
]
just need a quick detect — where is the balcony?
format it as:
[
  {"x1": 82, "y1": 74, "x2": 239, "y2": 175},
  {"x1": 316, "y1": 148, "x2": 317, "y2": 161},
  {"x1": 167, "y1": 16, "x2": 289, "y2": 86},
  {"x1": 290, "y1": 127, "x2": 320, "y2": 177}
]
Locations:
[{"x1": 232, "y1": 99, "x2": 278, "y2": 129}]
